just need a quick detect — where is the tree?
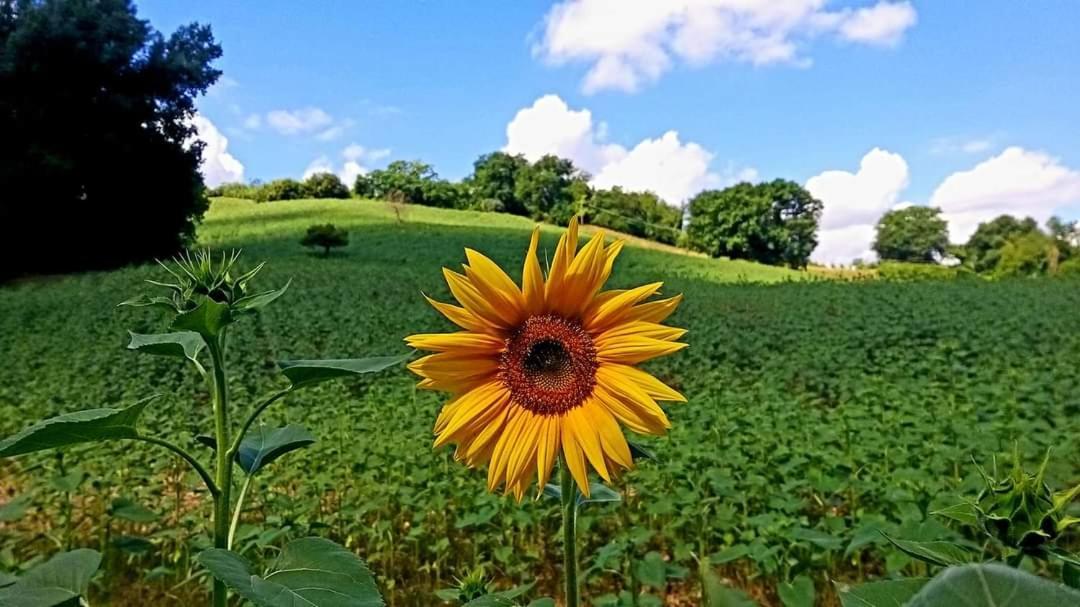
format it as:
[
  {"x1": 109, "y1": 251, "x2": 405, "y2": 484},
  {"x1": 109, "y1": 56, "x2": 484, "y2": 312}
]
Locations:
[
  {"x1": 303, "y1": 172, "x2": 350, "y2": 199},
  {"x1": 584, "y1": 188, "x2": 682, "y2": 244},
  {"x1": 514, "y1": 155, "x2": 586, "y2": 224},
  {"x1": 469, "y1": 152, "x2": 528, "y2": 215},
  {"x1": 365, "y1": 160, "x2": 438, "y2": 205},
  {"x1": 0, "y1": 0, "x2": 222, "y2": 279},
  {"x1": 872, "y1": 206, "x2": 949, "y2": 263},
  {"x1": 258, "y1": 178, "x2": 305, "y2": 202},
  {"x1": 995, "y1": 231, "x2": 1059, "y2": 278},
  {"x1": 686, "y1": 180, "x2": 822, "y2": 268},
  {"x1": 301, "y1": 224, "x2": 349, "y2": 256},
  {"x1": 963, "y1": 215, "x2": 1040, "y2": 273}
]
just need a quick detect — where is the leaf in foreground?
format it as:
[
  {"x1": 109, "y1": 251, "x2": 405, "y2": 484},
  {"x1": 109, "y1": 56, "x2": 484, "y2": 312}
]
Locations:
[
  {"x1": 0, "y1": 549, "x2": 101, "y2": 607},
  {"x1": 126, "y1": 331, "x2": 205, "y2": 363},
  {"x1": 236, "y1": 424, "x2": 316, "y2": 475},
  {"x1": 906, "y1": 563, "x2": 1080, "y2": 606},
  {"x1": 277, "y1": 353, "x2": 411, "y2": 388},
  {"x1": 0, "y1": 397, "x2": 155, "y2": 457},
  {"x1": 199, "y1": 536, "x2": 384, "y2": 607},
  {"x1": 700, "y1": 558, "x2": 757, "y2": 607},
  {"x1": 836, "y1": 578, "x2": 928, "y2": 607}
]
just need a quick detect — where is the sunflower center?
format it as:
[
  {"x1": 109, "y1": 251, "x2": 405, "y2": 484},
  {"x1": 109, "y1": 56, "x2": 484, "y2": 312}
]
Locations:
[{"x1": 501, "y1": 314, "x2": 597, "y2": 416}]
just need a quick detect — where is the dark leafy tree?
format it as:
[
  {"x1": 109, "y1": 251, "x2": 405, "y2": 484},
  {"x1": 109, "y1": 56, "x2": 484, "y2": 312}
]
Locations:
[
  {"x1": 468, "y1": 152, "x2": 529, "y2": 215},
  {"x1": 995, "y1": 231, "x2": 1059, "y2": 278},
  {"x1": 686, "y1": 179, "x2": 822, "y2": 268},
  {"x1": 514, "y1": 155, "x2": 586, "y2": 225},
  {"x1": 963, "y1": 215, "x2": 1040, "y2": 273},
  {"x1": 259, "y1": 178, "x2": 305, "y2": 202},
  {"x1": 303, "y1": 172, "x2": 350, "y2": 199},
  {"x1": 584, "y1": 188, "x2": 682, "y2": 244},
  {"x1": 300, "y1": 224, "x2": 349, "y2": 257},
  {"x1": 0, "y1": 0, "x2": 221, "y2": 279},
  {"x1": 365, "y1": 160, "x2": 438, "y2": 205},
  {"x1": 872, "y1": 206, "x2": 949, "y2": 263}
]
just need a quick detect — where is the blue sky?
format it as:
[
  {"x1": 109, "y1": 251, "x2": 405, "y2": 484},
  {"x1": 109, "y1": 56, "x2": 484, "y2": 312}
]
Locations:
[{"x1": 139, "y1": 1, "x2": 1080, "y2": 263}]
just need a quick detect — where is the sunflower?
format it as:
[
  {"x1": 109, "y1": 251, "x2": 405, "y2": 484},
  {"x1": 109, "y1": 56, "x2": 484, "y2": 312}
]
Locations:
[{"x1": 406, "y1": 218, "x2": 686, "y2": 500}]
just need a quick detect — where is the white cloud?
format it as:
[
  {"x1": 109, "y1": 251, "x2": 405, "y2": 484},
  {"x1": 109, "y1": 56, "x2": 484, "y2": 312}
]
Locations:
[
  {"x1": 504, "y1": 94, "x2": 745, "y2": 204},
  {"x1": 805, "y1": 148, "x2": 909, "y2": 264},
  {"x1": 302, "y1": 143, "x2": 390, "y2": 184},
  {"x1": 190, "y1": 115, "x2": 244, "y2": 187},
  {"x1": 265, "y1": 107, "x2": 334, "y2": 135},
  {"x1": 930, "y1": 147, "x2": 1080, "y2": 242},
  {"x1": 243, "y1": 114, "x2": 262, "y2": 130},
  {"x1": 930, "y1": 136, "x2": 995, "y2": 155},
  {"x1": 536, "y1": 0, "x2": 917, "y2": 93}
]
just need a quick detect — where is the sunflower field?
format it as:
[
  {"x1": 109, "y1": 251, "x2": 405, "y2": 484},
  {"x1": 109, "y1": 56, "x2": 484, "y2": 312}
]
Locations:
[{"x1": 1, "y1": 198, "x2": 1079, "y2": 606}]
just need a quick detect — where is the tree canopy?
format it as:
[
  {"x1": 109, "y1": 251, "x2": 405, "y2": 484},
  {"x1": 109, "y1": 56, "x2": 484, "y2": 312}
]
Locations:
[
  {"x1": 962, "y1": 215, "x2": 1040, "y2": 273},
  {"x1": 686, "y1": 180, "x2": 822, "y2": 268},
  {"x1": 514, "y1": 155, "x2": 588, "y2": 225},
  {"x1": 583, "y1": 188, "x2": 682, "y2": 245},
  {"x1": 0, "y1": 0, "x2": 221, "y2": 279},
  {"x1": 468, "y1": 152, "x2": 529, "y2": 216},
  {"x1": 872, "y1": 206, "x2": 949, "y2": 263}
]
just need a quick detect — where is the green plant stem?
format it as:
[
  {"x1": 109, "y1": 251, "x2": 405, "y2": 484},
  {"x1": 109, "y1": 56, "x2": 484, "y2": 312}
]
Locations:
[
  {"x1": 209, "y1": 334, "x2": 231, "y2": 607},
  {"x1": 135, "y1": 436, "x2": 219, "y2": 497},
  {"x1": 560, "y1": 461, "x2": 580, "y2": 607},
  {"x1": 227, "y1": 474, "x2": 253, "y2": 550},
  {"x1": 228, "y1": 387, "x2": 292, "y2": 458}
]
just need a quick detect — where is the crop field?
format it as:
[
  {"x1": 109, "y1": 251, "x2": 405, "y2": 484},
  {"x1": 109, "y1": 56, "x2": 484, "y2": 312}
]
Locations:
[{"x1": 1, "y1": 198, "x2": 1079, "y2": 606}]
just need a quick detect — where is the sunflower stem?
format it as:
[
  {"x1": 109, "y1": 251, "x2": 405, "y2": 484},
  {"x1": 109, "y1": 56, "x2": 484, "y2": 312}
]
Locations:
[
  {"x1": 208, "y1": 333, "x2": 231, "y2": 607},
  {"x1": 560, "y1": 461, "x2": 580, "y2": 607}
]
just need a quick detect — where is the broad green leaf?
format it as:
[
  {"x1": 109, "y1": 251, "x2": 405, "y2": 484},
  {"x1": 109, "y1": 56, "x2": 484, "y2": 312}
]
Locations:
[
  {"x1": 0, "y1": 495, "x2": 30, "y2": 522},
  {"x1": 201, "y1": 537, "x2": 384, "y2": 607},
  {"x1": 700, "y1": 560, "x2": 757, "y2": 607},
  {"x1": 0, "y1": 549, "x2": 101, "y2": 607},
  {"x1": 0, "y1": 571, "x2": 15, "y2": 588},
  {"x1": 462, "y1": 584, "x2": 535, "y2": 607},
  {"x1": 1064, "y1": 562, "x2": 1080, "y2": 590},
  {"x1": 836, "y1": 578, "x2": 929, "y2": 607},
  {"x1": 197, "y1": 547, "x2": 260, "y2": 604},
  {"x1": 627, "y1": 441, "x2": 656, "y2": 463},
  {"x1": 236, "y1": 424, "x2": 316, "y2": 475},
  {"x1": 579, "y1": 483, "x2": 621, "y2": 505},
  {"x1": 126, "y1": 331, "x2": 205, "y2": 363},
  {"x1": 778, "y1": 575, "x2": 814, "y2": 607},
  {"x1": 110, "y1": 497, "x2": 158, "y2": 523},
  {"x1": 112, "y1": 535, "x2": 154, "y2": 554},
  {"x1": 49, "y1": 469, "x2": 85, "y2": 493},
  {"x1": 882, "y1": 534, "x2": 972, "y2": 567},
  {"x1": 171, "y1": 299, "x2": 231, "y2": 339},
  {"x1": 117, "y1": 294, "x2": 178, "y2": 313},
  {"x1": 277, "y1": 353, "x2": 411, "y2": 388},
  {"x1": 931, "y1": 502, "x2": 980, "y2": 527},
  {"x1": 789, "y1": 528, "x2": 844, "y2": 551},
  {"x1": 234, "y1": 280, "x2": 291, "y2": 312},
  {"x1": 0, "y1": 397, "x2": 155, "y2": 457},
  {"x1": 709, "y1": 545, "x2": 749, "y2": 565},
  {"x1": 527, "y1": 599, "x2": 555, "y2": 607},
  {"x1": 636, "y1": 552, "x2": 668, "y2": 587},
  {"x1": 907, "y1": 563, "x2": 1080, "y2": 606},
  {"x1": 542, "y1": 483, "x2": 562, "y2": 501}
]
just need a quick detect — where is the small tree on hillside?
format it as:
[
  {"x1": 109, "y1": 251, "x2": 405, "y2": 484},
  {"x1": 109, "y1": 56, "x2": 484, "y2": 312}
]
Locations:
[
  {"x1": 872, "y1": 206, "x2": 949, "y2": 263},
  {"x1": 963, "y1": 215, "x2": 1040, "y2": 273},
  {"x1": 304, "y1": 172, "x2": 350, "y2": 199},
  {"x1": 301, "y1": 224, "x2": 349, "y2": 257},
  {"x1": 686, "y1": 180, "x2": 822, "y2": 268}
]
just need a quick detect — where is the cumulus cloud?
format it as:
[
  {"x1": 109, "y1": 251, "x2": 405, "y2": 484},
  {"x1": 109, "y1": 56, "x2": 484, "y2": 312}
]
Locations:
[
  {"x1": 303, "y1": 143, "x2": 390, "y2": 184},
  {"x1": 930, "y1": 147, "x2": 1080, "y2": 242},
  {"x1": 536, "y1": 0, "x2": 917, "y2": 93},
  {"x1": 504, "y1": 94, "x2": 748, "y2": 204},
  {"x1": 805, "y1": 148, "x2": 909, "y2": 264},
  {"x1": 190, "y1": 115, "x2": 244, "y2": 187}
]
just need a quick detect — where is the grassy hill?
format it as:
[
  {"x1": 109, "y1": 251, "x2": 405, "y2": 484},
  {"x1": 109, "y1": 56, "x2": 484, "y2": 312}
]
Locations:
[{"x1": 1, "y1": 197, "x2": 1078, "y2": 605}]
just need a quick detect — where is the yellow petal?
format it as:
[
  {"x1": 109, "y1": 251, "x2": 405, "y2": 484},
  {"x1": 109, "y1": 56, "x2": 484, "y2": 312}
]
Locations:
[
  {"x1": 560, "y1": 420, "x2": 591, "y2": 497},
  {"x1": 596, "y1": 335, "x2": 688, "y2": 365},
  {"x1": 506, "y1": 413, "x2": 541, "y2": 488},
  {"x1": 535, "y1": 416, "x2": 561, "y2": 493},
  {"x1": 423, "y1": 295, "x2": 494, "y2": 334},
  {"x1": 624, "y1": 294, "x2": 683, "y2": 324},
  {"x1": 407, "y1": 353, "x2": 499, "y2": 383},
  {"x1": 554, "y1": 232, "x2": 608, "y2": 317},
  {"x1": 463, "y1": 404, "x2": 512, "y2": 464},
  {"x1": 522, "y1": 227, "x2": 546, "y2": 315},
  {"x1": 585, "y1": 399, "x2": 633, "y2": 470},
  {"x1": 605, "y1": 364, "x2": 686, "y2": 402},
  {"x1": 567, "y1": 406, "x2": 609, "y2": 482},
  {"x1": 405, "y1": 331, "x2": 506, "y2": 353},
  {"x1": 464, "y1": 248, "x2": 525, "y2": 322},
  {"x1": 433, "y1": 382, "x2": 511, "y2": 447},
  {"x1": 595, "y1": 366, "x2": 671, "y2": 431},
  {"x1": 545, "y1": 217, "x2": 580, "y2": 302},
  {"x1": 594, "y1": 321, "x2": 688, "y2": 345},
  {"x1": 584, "y1": 282, "x2": 663, "y2": 332},
  {"x1": 488, "y1": 407, "x2": 530, "y2": 492},
  {"x1": 443, "y1": 268, "x2": 518, "y2": 329},
  {"x1": 592, "y1": 384, "x2": 665, "y2": 435}
]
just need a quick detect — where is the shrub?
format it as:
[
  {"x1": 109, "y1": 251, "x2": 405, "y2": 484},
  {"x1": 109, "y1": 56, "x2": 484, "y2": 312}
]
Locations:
[
  {"x1": 421, "y1": 179, "x2": 470, "y2": 209},
  {"x1": 878, "y1": 261, "x2": 970, "y2": 281},
  {"x1": 259, "y1": 178, "x2": 305, "y2": 202},
  {"x1": 584, "y1": 188, "x2": 682, "y2": 244},
  {"x1": 303, "y1": 172, "x2": 350, "y2": 199},
  {"x1": 300, "y1": 224, "x2": 349, "y2": 256}
]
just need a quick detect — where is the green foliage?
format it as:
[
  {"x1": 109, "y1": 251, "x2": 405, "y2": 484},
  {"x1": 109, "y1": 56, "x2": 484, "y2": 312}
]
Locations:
[
  {"x1": 514, "y1": 155, "x2": 587, "y2": 224},
  {"x1": 836, "y1": 577, "x2": 928, "y2": 607},
  {"x1": 301, "y1": 223, "x2": 350, "y2": 256},
  {"x1": 260, "y1": 178, "x2": 307, "y2": 202},
  {"x1": 0, "y1": 398, "x2": 153, "y2": 457},
  {"x1": 0, "y1": 0, "x2": 221, "y2": 279},
  {"x1": 363, "y1": 160, "x2": 438, "y2": 205},
  {"x1": 906, "y1": 563, "x2": 1080, "y2": 606},
  {"x1": 877, "y1": 261, "x2": 967, "y2": 281},
  {"x1": 872, "y1": 206, "x2": 949, "y2": 263},
  {"x1": 0, "y1": 549, "x2": 101, "y2": 607},
  {"x1": 198, "y1": 537, "x2": 384, "y2": 607},
  {"x1": 234, "y1": 424, "x2": 316, "y2": 475},
  {"x1": 962, "y1": 215, "x2": 1040, "y2": 273},
  {"x1": 686, "y1": 179, "x2": 822, "y2": 268},
  {"x1": 584, "y1": 188, "x2": 682, "y2": 245},
  {"x1": 469, "y1": 152, "x2": 530, "y2": 216},
  {"x1": 994, "y1": 231, "x2": 1060, "y2": 278},
  {"x1": 303, "y1": 172, "x2": 351, "y2": 199}
]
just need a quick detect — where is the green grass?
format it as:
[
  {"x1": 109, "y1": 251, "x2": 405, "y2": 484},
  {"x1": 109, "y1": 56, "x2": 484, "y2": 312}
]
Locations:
[{"x1": 1, "y1": 198, "x2": 1078, "y2": 605}]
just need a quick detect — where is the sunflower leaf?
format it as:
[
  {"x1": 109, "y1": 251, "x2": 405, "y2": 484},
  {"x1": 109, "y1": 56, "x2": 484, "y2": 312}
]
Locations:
[{"x1": 277, "y1": 353, "x2": 411, "y2": 388}]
